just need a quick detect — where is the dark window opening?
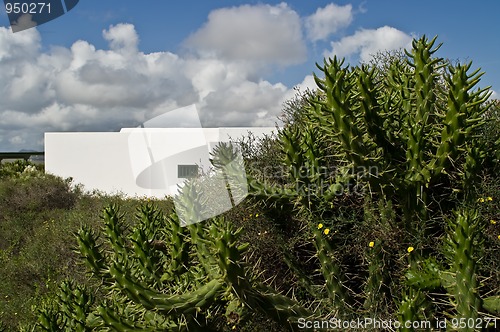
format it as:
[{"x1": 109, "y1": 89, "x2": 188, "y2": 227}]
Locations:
[{"x1": 178, "y1": 164, "x2": 198, "y2": 178}]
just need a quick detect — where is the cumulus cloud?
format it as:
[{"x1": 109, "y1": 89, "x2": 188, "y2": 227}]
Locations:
[
  {"x1": 295, "y1": 75, "x2": 317, "y2": 92},
  {"x1": 0, "y1": 25, "x2": 40, "y2": 61},
  {"x1": 0, "y1": 22, "x2": 292, "y2": 151},
  {"x1": 184, "y1": 2, "x2": 307, "y2": 65},
  {"x1": 0, "y1": 2, "x2": 423, "y2": 152},
  {"x1": 305, "y1": 3, "x2": 353, "y2": 41},
  {"x1": 200, "y1": 79, "x2": 288, "y2": 126},
  {"x1": 102, "y1": 23, "x2": 139, "y2": 53},
  {"x1": 325, "y1": 26, "x2": 413, "y2": 62}
]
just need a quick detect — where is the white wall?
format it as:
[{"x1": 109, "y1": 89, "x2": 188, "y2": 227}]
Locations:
[
  {"x1": 45, "y1": 127, "x2": 276, "y2": 198},
  {"x1": 45, "y1": 132, "x2": 141, "y2": 196}
]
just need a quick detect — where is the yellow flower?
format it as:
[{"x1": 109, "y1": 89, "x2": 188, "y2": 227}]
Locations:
[
  {"x1": 478, "y1": 198, "x2": 485, "y2": 203},
  {"x1": 369, "y1": 241, "x2": 375, "y2": 248},
  {"x1": 324, "y1": 228, "x2": 330, "y2": 235},
  {"x1": 487, "y1": 197, "x2": 493, "y2": 201},
  {"x1": 498, "y1": 235, "x2": 500, "y2": 240},
  {"x1": 255, "y1": 213, "x2": 259, "y2": 218},
  {"x1": 318, "y1": 223, "x2": 324, "y2": 229},
  {"x1": 407, "y1": 246, "x2": 414, "y2": 253},
  {"x1": 491, "y1": 220, "x2": 497, "y2": 225}
]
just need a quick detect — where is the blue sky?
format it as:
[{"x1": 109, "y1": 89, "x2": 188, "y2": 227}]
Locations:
[{"x1": 0, "y1": 1, "x2": 499, "y2": 151}]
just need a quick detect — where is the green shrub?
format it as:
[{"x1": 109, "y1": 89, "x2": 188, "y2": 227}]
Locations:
[
  {"x1": 247, "y1": 35, "x2": 500, "y2": 327},
  {"x1": 0, "y1": 160, "x2": 39, "y2": 179},
  {"x1": 5, "y1": 36, "x2": 500, "y2": 331},
  {"x1": 0, "y1": 174, "x2": 78, "y2": 214}
]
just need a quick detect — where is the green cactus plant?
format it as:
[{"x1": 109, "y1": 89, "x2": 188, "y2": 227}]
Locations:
[
  {"x1": 247, "y1": 35, "x2": 498, "y2": 328},
  {"x1": 398, "y1": 289, "x2": 429, "y2": 332},
  {"x1": 444, "y1": 209, "x2": 482, "y2": 327},
  {"x1": 34, "y1": 198, "x2": 315, "y2": 330},
  {"x1": 36, "y1": 280, "x2": 95, "y2": 332},
  {"x1": 27, "y1": 35, "x2": 499, "y2": 331},
  {"x1": 403, "y1": 208, "x2": 499, "y2": 330},
  {"x1": 363, "y1": 239, "x2": 388, "y2": 314}
]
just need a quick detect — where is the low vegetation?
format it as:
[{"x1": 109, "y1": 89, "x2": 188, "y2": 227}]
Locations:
[
  {"x1": 1, "y1": 36, "x2": 499, "y2": 331},
  {"x1": 0, "y1": 160, "x2": 174, "y2": 329}
]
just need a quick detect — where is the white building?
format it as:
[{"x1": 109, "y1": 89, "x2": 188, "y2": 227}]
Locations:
[
  {"x1": 44, "y1": 126, "x2": 276, "y2": 199},
  {"x1": 45, "y1": 104, "x2": 278, "y2": 225}
]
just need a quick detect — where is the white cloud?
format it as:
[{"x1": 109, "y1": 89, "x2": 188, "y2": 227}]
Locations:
[
  {"x1": 102, "y1": 23, "x2": 139, "y2": 53},
  {"x1": 0, "y1": 22, "x2": 294, "y2": 151},
  {"x1": 0, "y1": 4, "x2": 423, "y2": 152},
  {"x1": 490, "y1": 89, "x2": 498, "y2": 100},
  {"x1": 325, "y1": 26, "x2": 413, "y2": 62},
  {"x1": 279, "y1": 74, "x2": 318, "y2": 107},
  {"x1": 295, "y1": 75, "x2": 317, "y2": 92},
  {"x1": 305, "y1": 3, "x2": 353, "y2": 41},
  {"x1": 184, "y1": 3, "x2": 307, "y2": 65},
  {"x1": 9, "y1": 135, "x2": 25, "y2": 145},
  {"x1": 200, "y1": 80, "x2": 288, "y2": 127},
  {"x1": 0, "y1": 26, "x2": 40, "y2": 61}
]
